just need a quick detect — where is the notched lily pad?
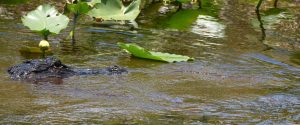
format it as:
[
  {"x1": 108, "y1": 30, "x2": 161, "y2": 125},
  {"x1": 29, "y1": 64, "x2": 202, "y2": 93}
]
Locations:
[
  {"x1": 118, "y1": 42, "x2": 194, "y2": 63},
  {"x1": 22, "y1": 4, "x2": 69, "y2": 34}
]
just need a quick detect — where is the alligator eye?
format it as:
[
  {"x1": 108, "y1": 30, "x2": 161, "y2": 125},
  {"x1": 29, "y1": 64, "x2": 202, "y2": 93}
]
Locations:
[
  {"x1": 54, "y1": 60, "x2": 62, "y2": 67},
  {"x1": 112, "y1": 67, "x2": 118, "y2": 71},
  {"x1": 111, "y1": 66, "x2": 119, "y2": 71}
]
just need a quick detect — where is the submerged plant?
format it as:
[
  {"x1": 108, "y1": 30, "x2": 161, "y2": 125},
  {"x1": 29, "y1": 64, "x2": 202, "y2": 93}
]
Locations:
[
  {"x1": 22, "y1": 4, "x2": 70, "y2": 40},
  {"x1": 118, "y1": 43, "x2": 194, "y2": 63}
]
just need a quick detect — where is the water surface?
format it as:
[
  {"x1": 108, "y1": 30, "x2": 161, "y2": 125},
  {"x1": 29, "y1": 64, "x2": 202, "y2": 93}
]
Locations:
[{"x1": 0, "y1": 1, "x2": 299, "y2": 124}]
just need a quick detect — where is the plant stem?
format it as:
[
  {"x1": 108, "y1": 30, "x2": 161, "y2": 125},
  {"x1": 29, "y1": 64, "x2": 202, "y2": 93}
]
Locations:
[
  {"x1": 256, "y1": 0, "x2": 263, "y2": 11},
  {"x1": 71, "y1": 13, "x2": 79, "y2": 45},
  {"x1": 178, "y1": 2, "x2": 182, "y2": 11},
  {"x1": 274, "y1": 0, "x2": 278, "y2": 8},
  {"x1": 198, "y1": 0, "x2": 202, "y2": 9},
  {"x1": 43, "y1": 32, "x2": 48, "y2": 41},
  {"x1": 41, "y1": 48, "x2": 46, "y2": 58}
]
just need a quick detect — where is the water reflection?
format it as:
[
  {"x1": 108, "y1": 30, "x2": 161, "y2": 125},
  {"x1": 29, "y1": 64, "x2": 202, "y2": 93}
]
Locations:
[{"x1": 191, "y1": 15, "x2": 225, "y2": 38}]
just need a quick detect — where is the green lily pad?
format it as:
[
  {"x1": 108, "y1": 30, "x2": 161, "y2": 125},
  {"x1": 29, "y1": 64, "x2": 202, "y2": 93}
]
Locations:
[
  {"x1": 19, "y1": 46, "x2": 53, "y2": 59},
  {"x1": 19, "y1": 46, "x2": 52, "y2": 54},
  {"x1": 88, "y1": 0, "x2": 141, "y2": 21},
  {"x1": 118, "y1": 43, "x2": 194, "y2": 63},
  {"x1": 22, "y1": 4, "x2": 70, "y2": 34}
]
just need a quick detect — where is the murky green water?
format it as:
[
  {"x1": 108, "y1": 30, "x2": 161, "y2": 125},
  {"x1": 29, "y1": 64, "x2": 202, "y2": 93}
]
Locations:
[{"x1": 0, "y1": 0, "x2": 300, "y2": 124}]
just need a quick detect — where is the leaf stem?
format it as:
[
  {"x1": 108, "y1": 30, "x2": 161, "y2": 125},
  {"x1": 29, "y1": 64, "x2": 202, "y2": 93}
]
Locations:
[
  {"x1": 71, "y1": 13, "x2": 79, "y2": 44},
  {"x1": 274, "y1": 0, "x2": 278, "y2": 8}
]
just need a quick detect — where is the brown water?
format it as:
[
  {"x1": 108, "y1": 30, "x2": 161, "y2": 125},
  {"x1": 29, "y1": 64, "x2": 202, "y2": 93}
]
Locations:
[{"x1": 0, "y1": 1, "x2": 300, "y2": 124}]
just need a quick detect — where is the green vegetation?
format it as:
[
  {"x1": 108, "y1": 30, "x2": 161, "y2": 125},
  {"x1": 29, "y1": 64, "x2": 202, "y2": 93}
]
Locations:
[
  {"x1": 88, "y1": 0, "x2": 141, "y2": 21},
  {"x1": 176, "y1": 0, "x2": 193, "y2": 3},
  {"x1": 19, "y1": 0, "x2": 197, "y2": 62},
  {"x1": 118, "y1": 43, "x2": 194, "y2": 63},
  {"x1": 39, "y1": 40, "x2": 50, "y2": 58},
  {"x1": 21, "y1": 4, "x2": 69, "y2": 40},
  {"x1": 0, "y1": 0, "x2": 29, "y2": 4},
  {"x1": 66, "y1": 0, "x2": 91, "y2": 15},
  {"x1": 65, "y1": 0, "x2": 92, "y2": 43},
  {"x1": 198, "y1": 0, "x2": 219, "y2": 17}
]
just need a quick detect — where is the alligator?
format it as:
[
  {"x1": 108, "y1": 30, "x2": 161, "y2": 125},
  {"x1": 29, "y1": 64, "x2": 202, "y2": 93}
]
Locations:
[{"x1": 7, "y1": 57, "x2": 127, "y2": 81}]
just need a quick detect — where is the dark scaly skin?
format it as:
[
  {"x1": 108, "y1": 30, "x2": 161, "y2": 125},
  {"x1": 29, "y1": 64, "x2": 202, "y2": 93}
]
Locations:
[{"x1": 7, "y1": 57, "x2": 127, "y2": 80}]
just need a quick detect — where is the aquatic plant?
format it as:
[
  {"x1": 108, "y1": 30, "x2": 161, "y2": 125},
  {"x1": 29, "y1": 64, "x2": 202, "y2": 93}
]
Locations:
[
  {"x1": 39, "y1": 40, "x2": 50, "y2": 58},
  {"x1": 22, "y1": 4, "x2": 69, "y2": 40},
  {"x1": 118, "y1": 43, "x2": 194, "y2": 63},
  {"x1": 0, "y1": 0, "x2": 29, "y2": 4},
  {"x1": 65, "y1": 0, "x2": 91, "y2": 43},
  {"x1": 88, "y1": 0, "x2": 141, "y2": 21}
]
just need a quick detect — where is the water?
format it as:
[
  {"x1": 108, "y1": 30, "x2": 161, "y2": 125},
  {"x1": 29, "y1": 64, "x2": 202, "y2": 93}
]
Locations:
[{"x1": 0, "y1": 1, "x2": 300, "y2": 124}]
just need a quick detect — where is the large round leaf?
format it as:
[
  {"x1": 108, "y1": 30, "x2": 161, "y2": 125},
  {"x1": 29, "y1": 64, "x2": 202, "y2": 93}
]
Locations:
[
  {"x1": 22, "y1": 4, "x2": 70, "y2": 34},
  {"x1": 88, "y1": 0, "x2": 141, "y2": 21}
]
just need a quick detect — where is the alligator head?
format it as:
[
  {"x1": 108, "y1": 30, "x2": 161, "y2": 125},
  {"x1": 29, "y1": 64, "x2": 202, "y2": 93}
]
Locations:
[
  {"x1": 7, "y1": 57, "x2": 128, "y2": 81},
  {"x1": 7, "y1": 57, "x2": 74, "y2": 80}
]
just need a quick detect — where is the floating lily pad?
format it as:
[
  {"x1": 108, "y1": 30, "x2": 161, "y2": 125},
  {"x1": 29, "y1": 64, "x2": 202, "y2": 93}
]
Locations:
[
  {"x1": 22, "y1": 4, "x2": 69, "y2": 34},
  {"x1": 19, "y1": 46, "x2": 52, "y2": 59},
  {"x1": 19, "y1": 46, "x2": 52, "y2": 54},
  {"x1": 88, "y1": 0, "x2": 141, "y2": 21},
  {"x1": 118, "y1": 43, "x2": 194, "y2": 63}
]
